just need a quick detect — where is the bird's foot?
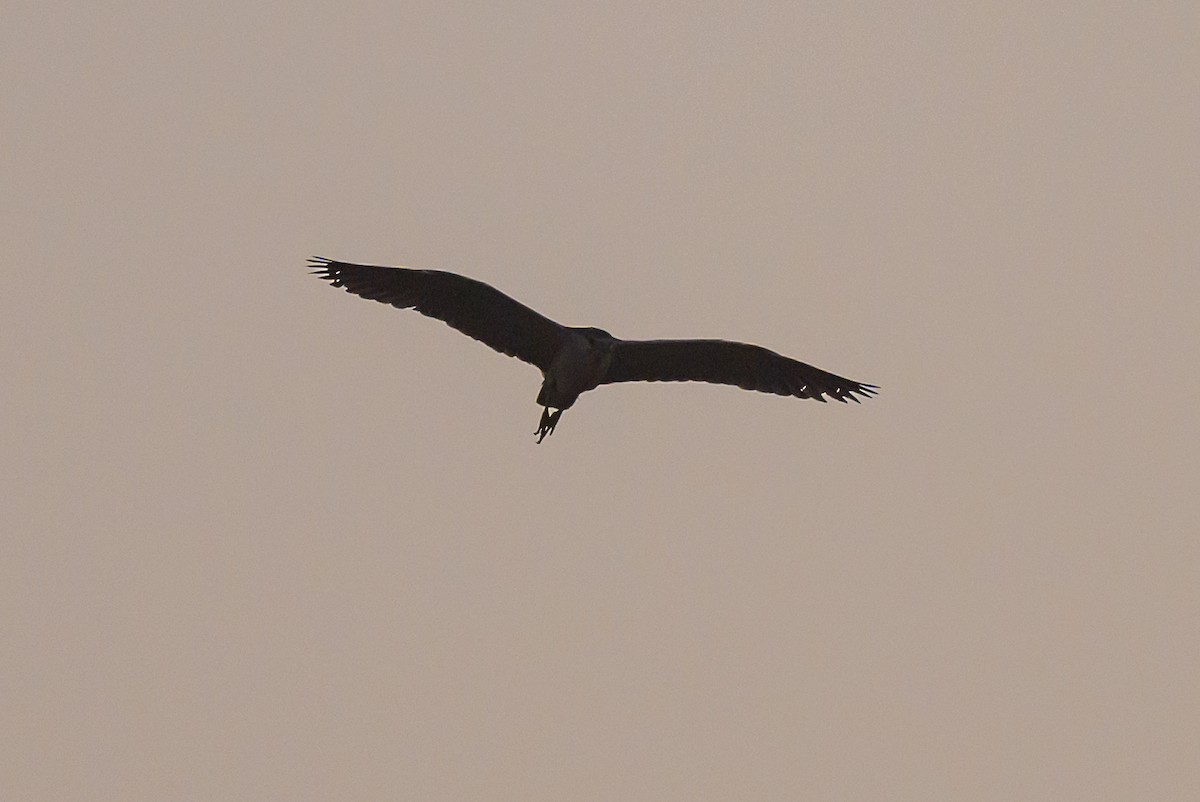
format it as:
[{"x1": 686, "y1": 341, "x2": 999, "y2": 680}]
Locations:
[{"x1": 535, "y1": 407, "x2": 562, "y2": 444}]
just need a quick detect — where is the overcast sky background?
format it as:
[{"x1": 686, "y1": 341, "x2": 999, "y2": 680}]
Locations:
[{"x1": 3, "y1": 3, "x2": 1198, "y2": 799}]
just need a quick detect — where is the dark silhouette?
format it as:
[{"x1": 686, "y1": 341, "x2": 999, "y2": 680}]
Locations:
[{"x1": 311, "y1": 257, "x2": 878, "y2": 442}]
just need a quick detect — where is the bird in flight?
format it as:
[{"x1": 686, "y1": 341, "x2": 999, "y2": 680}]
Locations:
[{"x1": 311, "y1": 257, "x2": 877, "y2": 442}]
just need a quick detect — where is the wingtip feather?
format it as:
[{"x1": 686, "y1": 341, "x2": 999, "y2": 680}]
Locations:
[{"x1": 309, "y1": 256, "x2": 339, "y2": 282}]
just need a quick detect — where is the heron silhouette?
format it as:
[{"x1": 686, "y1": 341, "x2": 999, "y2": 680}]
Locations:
[{"x1": 311, "y1": 257, "x2": 877, "y2": 442}]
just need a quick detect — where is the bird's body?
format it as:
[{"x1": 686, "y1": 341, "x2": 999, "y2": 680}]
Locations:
[
  {"x1": 537, "y1": 326, "x2": 614, "y2": 410},
  {"x1": 311, "y1": 257, "x2": 877, "y2": 442}
]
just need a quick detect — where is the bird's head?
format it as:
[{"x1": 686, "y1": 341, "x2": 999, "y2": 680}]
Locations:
[{"x1": 574, "y1": 326, "x2": 615, "y2": 344}]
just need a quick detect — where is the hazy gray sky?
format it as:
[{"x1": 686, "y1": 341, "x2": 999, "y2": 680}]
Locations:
[{"x1": 3, "y1": 2, "x2": 1198, "y2": 799}]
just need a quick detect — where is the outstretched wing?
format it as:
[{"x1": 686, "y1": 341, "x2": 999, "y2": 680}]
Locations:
[
  {"x1": 310, "y1": 257, "x2": 567, "y2": 371},
  {"x1": 601, "y1": 339, "x2": 878, "y2": 402}
]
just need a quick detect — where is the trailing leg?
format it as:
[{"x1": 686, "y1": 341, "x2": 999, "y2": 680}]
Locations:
[{"x1": 535, "y1": 407, "x2": 563, "y2": 443}]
